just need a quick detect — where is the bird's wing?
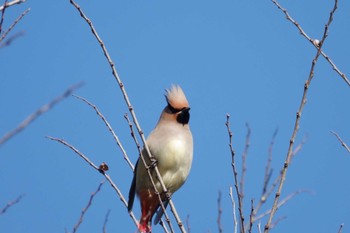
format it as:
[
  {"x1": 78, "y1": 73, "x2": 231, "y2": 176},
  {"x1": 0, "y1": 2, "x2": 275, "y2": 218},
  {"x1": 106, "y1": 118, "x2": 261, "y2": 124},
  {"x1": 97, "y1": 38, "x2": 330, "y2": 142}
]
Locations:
[
  {"x1": 153, "y1": 200, "x2": 169, "y2": 225},
  {"x1": 128, "y1": 159, "x2": 138, "y2": 212}
]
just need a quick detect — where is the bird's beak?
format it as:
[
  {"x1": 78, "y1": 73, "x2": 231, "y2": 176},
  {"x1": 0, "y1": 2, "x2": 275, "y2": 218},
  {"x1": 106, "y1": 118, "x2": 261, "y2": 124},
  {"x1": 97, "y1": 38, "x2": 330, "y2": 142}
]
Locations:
[{"x1": 183, "y1": 107, "x2": 191, "y2": 113}]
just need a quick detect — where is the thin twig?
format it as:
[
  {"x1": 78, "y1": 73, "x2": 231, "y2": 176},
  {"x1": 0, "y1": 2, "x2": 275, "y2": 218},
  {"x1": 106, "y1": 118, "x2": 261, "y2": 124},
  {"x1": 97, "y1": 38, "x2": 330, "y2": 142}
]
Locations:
[
  {"x1": 186, "y1": 215, "x2": 191, "y2": 233},
  {"x1": 240, "y1": 123, "x2": 251, "y2": 208},
  {"x1": 226, "y1": 114, "x2": 245, "y2": 233},
  {"x1": 68, "y1": 1, "x2": 184, "y2": 231},
  {"x1": 331, "y1": 131, "x2": 350, "y2": 154},
  {"x1": 337, "y1": 223, "x2": 344, "y2": 233},
  {"x1": 73, "y1": 95, "x2": 134, "y2": 170},
  {"x1": 257, "y1": 222, "x2": 262, "y2": 233},
  {"x1": 0, "y1": 0, "x2": 8, "y2": 34},
  {"x1": 270, "y1": 0, "x2": 350, "y2": 87},
  {"x1": 0, "y1": 30, "x2": 24, "y2": 48},
  {"x1": 256, "y1": 189, "x2": 310, "y2": 224},
  {"x1": 46, "y1": 136, "x2": 139, "y2": 228},
  {"x1": 72, "y1": 180, "x2": 106, "y2": 233},
  {"x1": 248, "y1": 199, "x2": 254, "y2": 233},
  {"x1": 229, "y1": 187, "x2": 238, "y2": 233},
  {"x1": 102, "y1": 209, "x2": 111, "y2": 233},
  {"x1": 264, "y1": 1, "x2": 338, "y2": 231},
  {"x1": 0, "y1": 82, "x2": 84, "y2": 146},
  {"x1": 217, "y1": 191, "x2": 223, "y2": 233},
  {"x1": 0, "y1": 194, "x2": 24, "y2": 215},
  {"x1": 255, "y1": 129, "x2": 278, "y2": 216},
  {"x1": 0, "y1": 8, "x2": 30, "y2": 44},
  {"x1": 0, "y1": 0, "x2": 25, "y2": 11}
]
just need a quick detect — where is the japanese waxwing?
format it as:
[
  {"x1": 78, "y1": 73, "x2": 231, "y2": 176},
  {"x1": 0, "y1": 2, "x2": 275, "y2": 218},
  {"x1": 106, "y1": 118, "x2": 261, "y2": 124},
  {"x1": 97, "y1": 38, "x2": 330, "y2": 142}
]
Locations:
[{"x1": 128, "y1": 85, "x2": 193, "y2": 233}]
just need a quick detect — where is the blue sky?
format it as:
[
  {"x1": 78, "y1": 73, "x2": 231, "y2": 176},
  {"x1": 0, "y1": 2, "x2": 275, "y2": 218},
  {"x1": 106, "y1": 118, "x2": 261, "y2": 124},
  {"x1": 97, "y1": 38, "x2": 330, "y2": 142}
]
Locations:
[{"x1": 1, "y1": 0, "x2": 350, "y2": 232}]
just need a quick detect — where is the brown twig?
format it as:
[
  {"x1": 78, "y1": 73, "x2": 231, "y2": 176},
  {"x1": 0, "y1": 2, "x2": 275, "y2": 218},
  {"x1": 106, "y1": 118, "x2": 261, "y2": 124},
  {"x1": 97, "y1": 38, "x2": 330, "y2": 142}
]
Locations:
[
  {"x1": 0, "y1": 82, "x2": 84, "y2": 146},
  {"x1": 0, "y1": 0, "x2": 25, "y2": 11},
  {"x1": 270, "y1": 0, "x2": 350, "y2": 87},
  {"x1": 45, "y1": 136, "x2": 139, "y2": 228},
  {"x1": 73, "y1": 95, "x2": 134, "y2": 170},
  {"x1": 217, "y1": 191, "x2": 223, "y2": 233},
  {"x1": 240, "y1": 123, "x2": 251, "y2": 207},
  {"x1": 72, "y1": 180, "x2": 105, "y2": 233},
  {"x1": 0, "y1": 194, "x2": 24, "y2": 215},
  {"x1": 264, "y1": 1, "x2": 338, "y2": 231},
  {"x1": 226, "y1": 114, "x2": 245, "y2": 233},
  {"x1": 102, "y1": 209, "x2": 111, "y2": 233},
  {"x1": 331, "y1": 131, "x2": 350, "y2": 154},
  {"x1": 68, "y1": 1, "x2": 184, "y2": 231},
  {"x1": 229, "y1": 186, "x2": 238, "y2": 233},
  {"x1": 0, "y1": 8, "x2": 30, "y2": 44}
]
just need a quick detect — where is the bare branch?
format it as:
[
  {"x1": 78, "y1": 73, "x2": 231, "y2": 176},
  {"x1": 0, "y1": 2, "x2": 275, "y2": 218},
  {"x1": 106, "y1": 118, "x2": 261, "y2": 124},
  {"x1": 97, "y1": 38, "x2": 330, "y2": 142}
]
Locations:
[
  {"x1": 0, "y1": 0, "x2": 25, "y2": 11},
  {"x1": 270, "y1": 0, "x2": 350, "y2": 86},
  {"x1": 240, "y1": 123, "x2": 251, "y2": 207},
  {"x1": 255, "y1": 129, "x2": 278, "y2": 216},
  {"x1": 331, "y1": 131, "x2": 350, "y2": 154},
  {"x1": 217, "y1": 191, "x2": 223, "y2": 233},
  {"x1": 229, "y1": 187, "x2": 238, "y2": 233},
  {"x1": 185, "y1": 215, "x2": 191, "y2": 233},
  {"x1": 0, "y1": 8, "x2": 30, "y2": 45},
  {"x1": 45, "y1": 136, "x2": 139, "y2": 228},
  {"x1": 248, "y1": 199, "x2": 254, "y2": 233},
  {"x1": 73, "y1": 95, "x2": 134, "y2": 170},
  {"x1": 256, "y1": 189, "x2": 311, "y2": 223},
  {"x1": 0, "y1": 82, "x2": 84, "y2": 146},
  {"x1": 0, "y1": 194, "x2": 24, "y2": 215},
  {"x1": 264, "y1": 1, "x2": 338, "y2": 231},
  {"x1": 226, "y1": 114, "x2": 245, "y2": 233},
  {"x1": 102, "y1": 209, "x2": 111, "y2": 233},
  {"x1": 68, "y1": 0, "x2": 184, "y2": 231},
  {"x1": 0, "y1": 0, "x2": 8, "y2": 34},
  {"x1": 337, "y1": 223, "x2": 344, "y2": 233},
  {"x1": 72, "y1": 180, "x2": 105, "y2": 233}
]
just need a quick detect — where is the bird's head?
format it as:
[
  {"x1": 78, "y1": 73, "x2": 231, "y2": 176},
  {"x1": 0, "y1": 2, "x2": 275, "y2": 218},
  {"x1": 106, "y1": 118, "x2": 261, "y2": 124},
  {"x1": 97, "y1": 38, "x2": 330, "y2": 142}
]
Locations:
[{"x1": 162, "y1": 85, "x2": 191, "y2": 125}]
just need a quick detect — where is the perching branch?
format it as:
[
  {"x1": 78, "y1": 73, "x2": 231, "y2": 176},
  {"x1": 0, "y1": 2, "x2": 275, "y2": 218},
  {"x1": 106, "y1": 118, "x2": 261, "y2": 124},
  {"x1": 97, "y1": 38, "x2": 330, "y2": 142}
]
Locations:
[
  {"x1": 71, "y1": 180, "x2": 105, "y2": 233},
  {"x1": 331, "y1": 131, "x2": 350, "y2": 154},
  {"x1": 270, "y1": 0, "x2": 350, "y2": 87},
  {"x1": 264, "y1": 1, "x2": 338, "y2": 231},
  {"x1": 0, "y1": 82, "x2": 84, "y2": 146},
  {"x1": 68, "y1": 0, "x2": 185, "y2": 232}
]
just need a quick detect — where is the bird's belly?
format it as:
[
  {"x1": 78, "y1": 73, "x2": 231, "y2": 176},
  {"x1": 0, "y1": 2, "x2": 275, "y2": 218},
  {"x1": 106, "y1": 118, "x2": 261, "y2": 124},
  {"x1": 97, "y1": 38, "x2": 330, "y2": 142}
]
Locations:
[{"x1": 156, "y1": 138, "x2": 193, "y2": 193}]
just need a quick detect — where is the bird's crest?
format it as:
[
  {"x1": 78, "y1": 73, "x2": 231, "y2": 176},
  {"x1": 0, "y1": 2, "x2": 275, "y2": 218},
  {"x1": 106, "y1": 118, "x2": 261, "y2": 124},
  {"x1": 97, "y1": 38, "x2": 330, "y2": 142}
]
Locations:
[{"x1": 165, "y1": 85, "x2": 189, "y2": 110}]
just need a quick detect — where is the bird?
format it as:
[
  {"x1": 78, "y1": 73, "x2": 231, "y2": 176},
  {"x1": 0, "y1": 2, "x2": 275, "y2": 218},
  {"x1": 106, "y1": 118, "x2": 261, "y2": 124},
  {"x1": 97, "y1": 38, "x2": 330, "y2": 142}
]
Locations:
[{"x1": 128, "y1": 85, "x2": 193, "y2": 233}]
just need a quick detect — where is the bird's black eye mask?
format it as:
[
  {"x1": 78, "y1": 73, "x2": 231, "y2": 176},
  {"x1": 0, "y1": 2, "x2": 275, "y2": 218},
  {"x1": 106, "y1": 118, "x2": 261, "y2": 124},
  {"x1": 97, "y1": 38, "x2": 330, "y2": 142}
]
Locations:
[
  {"x1": 167, "y1": 103, "x2": 185, "y2": 114},
  {"x1": 166, "y1": 102, "x2": 190, "y2": 125}
]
